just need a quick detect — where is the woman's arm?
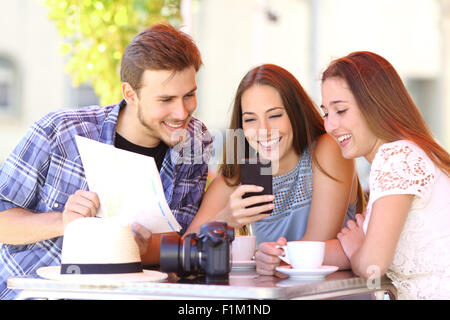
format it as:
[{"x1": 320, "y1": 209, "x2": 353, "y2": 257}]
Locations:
[
  {"x1": 255, "y1": 134, "x2": 356, "y2": 276},
  {"x1": 185, "y1": 174, "x2": 273, "y2": 235},
  {"x1": 302, "y1": 133, "x2": 357, "y2": 241},
  {"x1": 341, "y1": 194, "x2": 412, "y2": 278},
  {"x1": 185, "y1": 175, "x2": 233, "y2": 235},
  {"x1": 323, "y1": 239, "x2": 351, "y2": 270}
]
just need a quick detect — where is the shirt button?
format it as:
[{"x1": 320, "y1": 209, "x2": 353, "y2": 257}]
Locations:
[{"x1": 54, "y1": 203, "x2": 59, "y2": 209}]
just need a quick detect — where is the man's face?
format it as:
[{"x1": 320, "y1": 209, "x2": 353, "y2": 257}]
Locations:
[{"x1": 129, "y1": 66, "x2": 198, "y2": 147}]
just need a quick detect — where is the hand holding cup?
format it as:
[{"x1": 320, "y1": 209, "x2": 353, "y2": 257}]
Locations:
[{"x1": 276, "y1": 241, "x2": 325, "y2": 269}]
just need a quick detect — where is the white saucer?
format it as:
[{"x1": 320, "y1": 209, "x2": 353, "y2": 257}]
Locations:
[
  {"x1": 231, "y1": 260, "x2": 256, "y2": 270},
  {"x1": 275, "y1": 265, "x2": 338, "y2": 280}
]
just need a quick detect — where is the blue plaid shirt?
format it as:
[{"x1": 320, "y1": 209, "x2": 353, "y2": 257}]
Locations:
[{"x1": 0, "y1": 100, "x2": 212, "y2": 299}]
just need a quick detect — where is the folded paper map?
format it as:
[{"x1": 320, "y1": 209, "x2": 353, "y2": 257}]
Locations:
[{"x1": 75, "y1": 135, "x2": 181, "y2": 233}]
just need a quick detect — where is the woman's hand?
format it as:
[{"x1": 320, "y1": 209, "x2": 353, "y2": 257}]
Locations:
[
  {"x1": 337, "y1": 213, "x2": 365, "y2": 260},
  {"x1": 219, "y1": 184, "x2": 274, "y2": 228},
  {"x1": 254, "y1": 237, "x2": 288, "y2": 277}
]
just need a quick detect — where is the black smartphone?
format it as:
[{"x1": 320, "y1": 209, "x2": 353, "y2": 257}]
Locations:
[{"x1": 240, "y1": 159, "x2": 273, "y2": 214}]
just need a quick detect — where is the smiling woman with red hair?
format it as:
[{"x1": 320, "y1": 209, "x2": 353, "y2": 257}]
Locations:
[{"x1": 320, "y1": 51, "x2": 450, "y2": 299}]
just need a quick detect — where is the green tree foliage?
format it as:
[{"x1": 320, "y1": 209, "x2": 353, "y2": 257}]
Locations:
[{"x1": 41, "y1": 0, "x2": 181, "y2": 105}]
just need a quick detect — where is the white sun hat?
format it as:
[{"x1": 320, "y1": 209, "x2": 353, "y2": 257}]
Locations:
[{"x1": 36, "y1": 217, "x2": 167, "y2": 283}]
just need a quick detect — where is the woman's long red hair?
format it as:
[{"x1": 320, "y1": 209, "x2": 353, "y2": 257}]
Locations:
[{"x1": 322, "y1": 51, "x2": 450, "y2": 176}]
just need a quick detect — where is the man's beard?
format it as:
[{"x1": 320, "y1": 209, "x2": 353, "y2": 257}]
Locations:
[{"x1": 137, "y1": 103, "x2": 189, "y2": 147}]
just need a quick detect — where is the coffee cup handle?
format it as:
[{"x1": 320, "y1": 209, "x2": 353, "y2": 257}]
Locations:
[{"x1": 275, "y1": 245, "x2": 290, "y2": 264}]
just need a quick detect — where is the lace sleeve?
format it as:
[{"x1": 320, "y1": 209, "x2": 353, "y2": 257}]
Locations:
[{"x1": 369, "y1": 141, "x2": 435, "y2": 205}]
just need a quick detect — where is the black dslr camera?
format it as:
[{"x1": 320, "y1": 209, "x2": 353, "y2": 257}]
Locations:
[{"x1": 160, "y1": 222, "x2": 235, "y2": 282}]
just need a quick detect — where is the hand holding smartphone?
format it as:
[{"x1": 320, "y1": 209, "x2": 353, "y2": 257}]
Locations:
[{"x1": 240, "y1": 159, "x2": 273, "y2": 214}]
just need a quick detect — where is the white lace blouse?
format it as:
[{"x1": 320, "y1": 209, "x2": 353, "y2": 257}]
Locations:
[{"x1": 363, "y1": 140, "x2": 450, "y2": 299}]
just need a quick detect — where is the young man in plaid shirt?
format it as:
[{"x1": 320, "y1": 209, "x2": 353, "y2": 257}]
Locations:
[{"x1": 0, "y1": 24, "x2": 212, "y2": 299}]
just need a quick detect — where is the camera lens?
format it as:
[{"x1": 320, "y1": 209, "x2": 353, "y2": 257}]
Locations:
[
  {"x1": 160, "y1": 233, "x2": 182, "y2": 273},
  {"x1": 181, "y1": 234, "x2": 200, "y2": 275},
  {"x1": 159, "y1": 222, "x2": 234, "y2": 280},
  {"x1": 160, "y1": 233, "x2": 201, "y2": 276}
]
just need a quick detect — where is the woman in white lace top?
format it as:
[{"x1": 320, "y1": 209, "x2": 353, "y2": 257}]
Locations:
[{"x1": 320, "y1": 51, "x2": 450, "y2": 299}]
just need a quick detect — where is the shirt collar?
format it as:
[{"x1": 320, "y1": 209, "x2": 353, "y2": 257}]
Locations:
[
  {"x1": 97, "y1": 100, "x2": 199, "y2": 165},
  {"x1": 98, "y1": 100, "x2": 126, "y2": 145}
]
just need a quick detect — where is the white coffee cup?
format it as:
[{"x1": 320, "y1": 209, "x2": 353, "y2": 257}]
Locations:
[
  {"x1": 231, "y1": 235, "x2": 256, "y2": 261},
  {"x1": 277, "y1": 241, "x2": 325, "y2": 269}
]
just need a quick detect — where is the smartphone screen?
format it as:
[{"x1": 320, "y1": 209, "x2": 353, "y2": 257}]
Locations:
[{"x1": 240, "y1": 159, "x2": 273, "y2": 214}]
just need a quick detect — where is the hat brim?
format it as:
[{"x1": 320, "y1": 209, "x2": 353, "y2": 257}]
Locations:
[{"x1": 36, "y1": 266, "x2": 168, "y2": 284}]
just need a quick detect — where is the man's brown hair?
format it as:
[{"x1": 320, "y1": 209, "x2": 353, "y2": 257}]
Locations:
[{"x1": 120, "y1": 23, "x2": 202, "y2": 92}]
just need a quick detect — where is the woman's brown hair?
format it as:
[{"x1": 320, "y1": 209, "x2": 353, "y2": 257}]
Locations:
[
  {"x1": 322, "y1": 51, "x2": 450, "y2": 176},
  {"x1": 219, "y1": 64, "x2": 367, "y2": 212}
]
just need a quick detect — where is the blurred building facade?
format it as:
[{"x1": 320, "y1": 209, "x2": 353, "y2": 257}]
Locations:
[
  {"x1": 187, "y1": 0, "x2": 450, "y2": 188},
  {"x1": 0, "y1": 0, "x2": 98, "y2": 164},
  {"x1": 0, "y1": 0, "x2": 448, "y2": 190}
]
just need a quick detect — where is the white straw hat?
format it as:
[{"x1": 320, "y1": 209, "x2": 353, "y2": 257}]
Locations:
[{"x1": 36, "y1": 217, "x2": 167, "y2": 283}]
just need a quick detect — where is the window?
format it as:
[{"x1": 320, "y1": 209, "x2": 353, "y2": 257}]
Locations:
[
  {"x1": 71, "y1": 84, "x2": 100, "y2": 108},
  {"x1": 0, "y1": 83, "x2": 9, "y2": 107},
  {"x1": 0, "y1": 57, "x2": 18, "y2": 116},
  {"x1": 405, "y1": 77, "x2": 442, "y2": 140}
]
